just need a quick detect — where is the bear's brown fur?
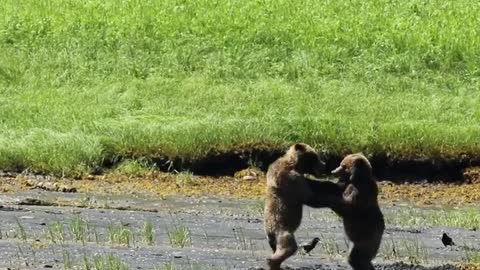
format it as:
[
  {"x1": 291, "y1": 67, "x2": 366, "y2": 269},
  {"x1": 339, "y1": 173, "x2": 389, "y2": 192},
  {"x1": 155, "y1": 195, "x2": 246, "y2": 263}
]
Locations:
[
  {"x1": 263, "y1": 143, "x2": 325, "y2": 270},
  {"x1": 330, "y1": 153, "x2": 385, "y2": 270}
]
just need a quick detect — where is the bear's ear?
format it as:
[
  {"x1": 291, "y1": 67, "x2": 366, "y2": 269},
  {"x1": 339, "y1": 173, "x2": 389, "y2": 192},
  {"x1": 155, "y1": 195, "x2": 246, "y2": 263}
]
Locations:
[{"x1": 294, "y1": 143, "x2": 306, "y2": 152}]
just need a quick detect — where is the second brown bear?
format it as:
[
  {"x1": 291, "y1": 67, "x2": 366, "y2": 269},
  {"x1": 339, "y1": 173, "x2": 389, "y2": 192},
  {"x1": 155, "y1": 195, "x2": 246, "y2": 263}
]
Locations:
[{"x1": 263, "y1": 143, "x2": 327, "y2": 270}]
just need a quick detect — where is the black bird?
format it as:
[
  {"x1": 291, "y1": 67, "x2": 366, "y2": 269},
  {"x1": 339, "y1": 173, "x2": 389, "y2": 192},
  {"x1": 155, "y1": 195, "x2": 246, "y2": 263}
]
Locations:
[
  {"x1": 300, "y1": 237, "x2": 320, "y2": 255},
  {"x1": 441, "y1": 232, "x2": 455, "y2": 247}
]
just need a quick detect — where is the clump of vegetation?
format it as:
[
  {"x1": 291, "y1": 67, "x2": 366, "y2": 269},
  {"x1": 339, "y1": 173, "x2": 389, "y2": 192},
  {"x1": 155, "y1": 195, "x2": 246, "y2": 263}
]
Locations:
[
  {"x1": 14, "y1": 218, "x2": 27, "y2": 242},
  {"x1": 232, "y1": 227, "x2": 256, "y2": 252},
  {"x1": 70, "y1": 215, "x2": 88, "y2": 243},
  {"x1": 167, "y1": 224, "x2": 191, "y2": 248},
  {"x1": 87, "y1": 223, "x2": 100, "y2": 244},
  {"x1": 155, "y1": 261, "x2": 225, "y2": 270},
  {"x1": 380, "y1": 237, "x2": 429, "y2": 264},
  {"x1": 114, "y1": 159, "x2": 154, "y2": 177},
  {"x1": 63, "y1": 250, "x2": 73, "y2": 270},
  {"x1": 463, "y1": 244, "x2": 480, "y2": 263},
  {"x1": 143, "y1": 221, "x2": 155, "y2": 245},
  {"x1": 46, "y1": 220, "x2": 65, "y2": 243},
  {"x1": 175, "y1": 171, "x2": 196, "y2": 188},
  {"x1": 401, "y1": 238, "x2": 429, "y2": 264},
  {"x1": 318, "y1": 235, "x2": 343, "y2": 257},
  {"x1": 107, "y1": 222, "x2": 134, "y2": 247},
  {"x1": 381, "y1": 238, "x2": 400, "y2": 261},
  {"x1": 92, "y1": 254, "x2": 129, "y2": 270},
  {"x1": 248, "y1": 199, "x2": 265, "y2": 217},
  {"x1": 385, "y1": 207, "x2": 480, "y2": 229}
]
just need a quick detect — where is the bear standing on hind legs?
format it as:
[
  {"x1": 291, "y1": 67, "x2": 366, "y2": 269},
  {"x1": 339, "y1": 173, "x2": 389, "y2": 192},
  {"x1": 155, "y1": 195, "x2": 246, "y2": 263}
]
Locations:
[
  {"x1": 263, "y1": 143, "x2": 325, "y2": 270},
  {"x1": 330, "y1": 153, "x2": 385, "y2": 270}
]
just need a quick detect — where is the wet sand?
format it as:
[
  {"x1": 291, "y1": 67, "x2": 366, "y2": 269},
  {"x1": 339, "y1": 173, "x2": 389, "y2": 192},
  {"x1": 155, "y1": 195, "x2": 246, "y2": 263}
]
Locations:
[{"x1": 0, "y1": 190, "x2": 478, "y2": 269}]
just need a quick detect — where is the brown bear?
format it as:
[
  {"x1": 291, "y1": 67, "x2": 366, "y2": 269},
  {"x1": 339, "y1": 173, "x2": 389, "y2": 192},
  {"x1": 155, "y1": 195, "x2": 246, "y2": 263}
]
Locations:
[
  {"x1": 329, "y1": 153, "x2": 385, "y2": 270},
  {"x1": 263, "y1": 143, "x2": 327, "y2": 270}
]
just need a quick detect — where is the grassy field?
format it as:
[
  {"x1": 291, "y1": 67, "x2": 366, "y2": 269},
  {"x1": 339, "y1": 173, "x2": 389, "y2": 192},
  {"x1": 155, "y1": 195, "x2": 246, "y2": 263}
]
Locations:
[{"x1": 1, "y1": 0, "x2": 480, "y2": 175}]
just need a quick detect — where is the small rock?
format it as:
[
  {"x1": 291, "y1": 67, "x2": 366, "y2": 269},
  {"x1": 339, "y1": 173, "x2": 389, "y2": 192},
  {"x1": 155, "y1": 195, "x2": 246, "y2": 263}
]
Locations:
[
  {"x1": 242, "y1": 175, "x2": 257, "y2": 181},
  {"x1": 234, "y1": 168, "x2": 264, "y2": 180}
]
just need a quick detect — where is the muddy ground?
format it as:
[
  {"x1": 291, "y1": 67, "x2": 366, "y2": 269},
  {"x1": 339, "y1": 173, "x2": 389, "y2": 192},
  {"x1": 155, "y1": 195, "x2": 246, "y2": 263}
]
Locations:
[{"x1": 0, "y1": 188, "x2": 478, "y2": 270}]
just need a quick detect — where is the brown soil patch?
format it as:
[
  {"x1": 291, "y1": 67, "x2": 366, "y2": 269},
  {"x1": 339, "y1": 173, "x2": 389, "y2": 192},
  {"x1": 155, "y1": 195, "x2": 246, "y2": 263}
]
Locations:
[
  {"x1": 380, "y1": 181, "x2": 480, "y2": 205},
  {"x1": 458, "y1": 264, "x2": 480, "y2": 270},
  {"x1": 1, "y1": 170, "x2": 479, "y2": 206}
]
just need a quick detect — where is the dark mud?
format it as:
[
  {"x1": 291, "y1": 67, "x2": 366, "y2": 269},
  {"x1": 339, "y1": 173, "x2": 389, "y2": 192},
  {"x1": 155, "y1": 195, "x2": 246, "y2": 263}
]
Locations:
[
  {"x1": 375, "y1": 262, "x2": 460, "y2": 270},
  {"x1": 251, "y1": 262, "x2": 460, "y2": 270},
  {"x1": 0, "y1": 190, "x2": 478, "y2": 269},
  {"x1": 3, "y1": 147, "x2": 480, "y2": 183},
  {"x1": 115, "y1": 149, "x2": 480, "y2": 182}
]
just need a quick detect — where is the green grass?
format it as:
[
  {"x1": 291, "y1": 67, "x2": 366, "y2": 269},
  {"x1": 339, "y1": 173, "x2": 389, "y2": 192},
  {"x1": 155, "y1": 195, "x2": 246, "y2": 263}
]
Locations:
[
  {"x1": 155, "y1": 261, "x2": 225, "y2": 270},
  {"x1": 464, "y1": 243, "x2": 480, "y2": 263},
  {"x1": 175, "y1": 171, "x2": 196, "y2": 187},
  {"x1": 143, "y1": 221, "x2": 155, "y2": 245},
  {"x1": 1, "y1": 0, "x2": 480, "y2": 174},
  {"x1": 318, "y1": 235, "x2": 343, "y2": 257},
  {"x1": 114, "y1": 159, "x2": 154, "y2": 177},
  {"x1": 167, "y1": 224, "x2": 191, "y2": 248},
  {"x1": 69, "y1": 215, "x2": 88, "y2": 243},
  {"x1": 92, "y1": 254, "x2": 128, "y2": 270},
  {"x1": 14, "y1": 218, "x2": 27, "y2": 242},
  {"x1": 107, "y1": 222, "x2": 134, "y2": 247},
  {"x1": 63, "y1": 250, "x2": 73, "y2": 270},
  {"x1": 380, "y1": 237, "x2": 429, "y2": 264},
  {"x1": 309, "y1": 205, "x2": 478, "y2": 230},
  {"x1": 385, "y1": 207, "x2": 480, "y2": 229},
  {"x1": 46, "y1": 220, "x2": 65, "y2": 244}
]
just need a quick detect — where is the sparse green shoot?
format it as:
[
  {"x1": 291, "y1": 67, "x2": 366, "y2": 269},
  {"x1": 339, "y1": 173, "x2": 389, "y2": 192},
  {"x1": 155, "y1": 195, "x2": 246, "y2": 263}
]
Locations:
[
  {"x1": 46, "y1": 221, "x2": 65, "y2": 244},
  {"x1": 143, "y1": 221, "x2": 155, "y2": 245},
  {"x1": 319, "y1": 235, "x2": 343, "y2": 257},
  {"x1": 232, "y1": 227, "x2": 255, "y2": 251},
  {"x1": 380, "y1": 237, "x2": 429, "y2": 264},
  {"x1": 107, "y1": 223, "x2": 134, "y2": 247},
  {"x1": 114, "y1": 159, "x2": 154, "y2": 177},
  {"x1": 385, "y1": 207, "x2": 480, "y2": 229},
  {"x1": 167, "y1": 225, "x2": 191, "y2": 248},
  {"x1": 69, "y1": 215, "x2": 88, "y2": 243},
  {"x1": 93, "y1": 254, "x2": 128, "y2": 270},
  {"x1": 62, "y1": 250, "x2": 73, "y2": 270},
  {"x1": 175, "y1": 171, "x2": 196, "y2": 188},
  {"x1": 14, "y1": 218, "x2": 27, "y2": 242},
  {"x1": 463, "y1": 243, "x2": 480, "y2": 263}
]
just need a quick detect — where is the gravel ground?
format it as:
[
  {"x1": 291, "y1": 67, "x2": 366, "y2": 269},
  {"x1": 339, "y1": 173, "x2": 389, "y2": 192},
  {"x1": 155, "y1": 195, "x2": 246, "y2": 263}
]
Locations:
[{"x1": 0, "y1": 190, "x2": 478, "y2": 270}]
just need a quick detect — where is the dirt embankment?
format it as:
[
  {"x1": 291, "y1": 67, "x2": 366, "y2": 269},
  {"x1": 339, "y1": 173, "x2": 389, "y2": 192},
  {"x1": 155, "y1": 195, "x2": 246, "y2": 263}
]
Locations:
[
  {"x1": 2, "y1": 167, "x2": 480, "y2": 206},
  {"x1": 113, "y1": 148, "x2": 480, "y2": 183}
]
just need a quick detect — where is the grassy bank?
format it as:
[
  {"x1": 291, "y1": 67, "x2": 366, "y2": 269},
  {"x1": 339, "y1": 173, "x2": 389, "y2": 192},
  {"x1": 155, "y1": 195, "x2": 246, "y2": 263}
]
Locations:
[{"x1": 1, "y1": 0, "x2": 480, "y2": 175}]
